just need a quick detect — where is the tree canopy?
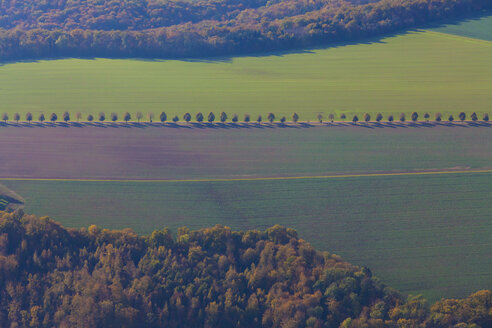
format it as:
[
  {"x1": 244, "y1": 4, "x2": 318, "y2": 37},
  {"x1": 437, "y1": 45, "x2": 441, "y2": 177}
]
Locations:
[
  {"x1": 0, "y1": 211, "x2": 490, "y2": 327},
  {"x1": 0, "y1": 0, "x2": 490, "y2": 60}
]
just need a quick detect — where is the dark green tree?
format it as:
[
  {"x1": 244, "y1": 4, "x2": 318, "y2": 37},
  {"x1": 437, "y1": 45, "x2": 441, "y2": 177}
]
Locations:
[
  {"x1": 25, "y1": 112, "x2": 33, "y2": 124},
  {"x1": 352, "y1": 115, "x2": 359, "y2": 124},
  {"x1": 340, "y1": 113, "x2": 346, "y2": 121},
  {"x1": 376, "y1": 113, "x2": 383, "y2": 122},
  {"x1": 448, "y1": 114, "x2": 454, "y2": 122},
  {"x1": 316, "y1": 113, "x2": 323, "y2": 123},
  {"x1": 220, "y1": 112, "x2": 227, "y2": 123},
  {"x1": 111, "y1": 112, "x2": 118, "y2": 122},
  {"x1": 267, "y1": 112, "x2": 275, "y2": 123},
  {"x1": 483, "y1": 113, "x2": 489, "y2": 122},
  {"x1": 424, "y1": 113, "x2": 430, "y2": 122},
  {"x1": 184, "y1": 113, "x2": 191, "y2": 122},
  {"x1": 38, "y1": 113, "x2": 45, "y2": 123},
  {"x1": 14, "y1": 113, "x2": 20, "y2": 122},
  {"x1": 160, "y1": 112, "x2": 167, "y2": 123},
  {"x1": 1, "y1": 113, "x2": 8, "y2": 122},
  {"x1": 328, "y1": 114, "x2": 335, "y2": 123},
  {"x1": 244, "y1": 114, "x2": 250, "y2": 123},
  {"x1": 231, "y1": 114, "x2": 238, "y2": 123},
  {"x1": 63, "y1": 111, "x2": 70, "y2": 123},
  {"x1": 399, "y1": 113, "x2": 406, "y2": 122},
  {"x1": 388, "y1": 114, "x2": 394, "y2": 122},
  {"x1": 196, "y1": 112, "x2": 204, "y2": 122},
  {"x1": 459, "y1": 112, "x2": 466, "y2": 123},
  {"x1": 172, "y1": 115, "x2": 179, "y2": 123},
  {"x1": 435, "y1": 112, "x2": 442, "y2": 122},
  {"x1": 256, "y1": 115, "x2": 262, "y2": 124},
  {"x1": 208, "y1": 112, "x2": 215, "y2": 123},
  {"x1": 470, "y1": 112, "x2": 477, "y2": 122},
  {"x1": 87, "y1": 114, "x2": 93, "y2": 122},
  {"x1": 411, "y1": 112, "x2": 418, "y2": 122},
  {"x1": 124, "y1": 112, "x2": 131, "y2": 123},
  {"x1": 50, "y1": 113, "x2": 58, "y2": 123},
  {"x1": 364, "y1": 113, "x2": 370, "y2": 122},
  {"x1": 292, "y1": 113, "x2": 299, "y2": 123},
  {"x1": 99, "y1": 112, "x2": 105, "y2": 122}
]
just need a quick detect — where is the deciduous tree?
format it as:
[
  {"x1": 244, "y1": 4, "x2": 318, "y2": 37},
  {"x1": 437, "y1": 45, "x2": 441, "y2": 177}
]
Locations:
[
  {"x1": 25, "y1": 112, "x2": 32, "y2": 124},
  {"x1": 111, "y1": 112, "x2": 118, "y2": 122},
  {"x1": 231, "y1": 114, "x2": 238, "y2": 123},
  {"x1": 470, "y1": 112, "x2": 477, "y2": 122},
  {"x1": 124, "y1": 112, "x2": 131, "y2": 123},
  {"x1": 76, "y1": 112, "x2": 82, "y2": 122},
  {"x1": 267, "y1": 113, "x2": 275, "y2": 123},
  {"x1": 99, "y1": 112, "x2": 105, "y2": 122},
  {"x1": 244, "y1": 114, "x2": 250, "y2": 123},
  {"x1": 220, "y1": 112, "x2": 227, "y2": 123},
  {"x1": 483, "y1": 113, "x2": 489, "y2": 122},
  {"x1": 39, "y1": 113, "x2": 45, "y2": 122},
  {"x1": 424, "y1": 113, "x2": 430, "y2": 122},
  {"x1": 459, "y1": 112, "x2": 466, "y2": 123},
  {"x1": 399, "y1": 113, "x2": 406, "y2": 122},
  {"x1": 256, "y1": 115, "x2": 262, "y2": 124},
  {"x1": 184, "y1": 113, "x2": 191, "y2": 122},
  {"x1": 14, "y1": 113, "x2": 20, "y2": 122},
  {"x1": 172, "y1": 115, "x2": 179, "y2": 123},
  {"x1": 50, "y1": 113, "x2": 58, "y2": 123},
  {"x1": 63, "y1": 111, "x2": 70, "y2": 123},
  {"x1": 328, "y1": 114, "x2": 335, "y2": 123},
  {"x1": 160, "y1": 112, "x2": 167, "y2": 123},
  {"x1": 316, "y1": 113, "x2": 323, "y2": 123},
  {"x1": 136, "y1": 112, "x2": 143, "y2": 122},
  {"x1": 352, "y1": 115, "x2": 359, "y2": 124},
  {"x1": 340, "y1": 113, "x2": 346, "y2": 121},
  {"x1": 411, "y1": 112, "x2": 418, "y2": 122},
  {"x1": 435, "y1": 112, "x2": 442, "y2": 122},
  {"x1": 292, "y1": 113, "x2": 299, "y2": 123},
  {"x1": 364, "y1": 113, "x2": 370, "y2": 122},
  {"x1": 376, "y1": 113, "x2": 383, "y2": 122},
  {"x1": 87, "y1": 114, "x2": 93, "y2": 122},
  {"x1": 388, "y1": 114, "x2": 394, "y2": 122},
  {"x1": 1, "y1": 113, "x2": 7, "y2": 122},
  {"x1": 208, "y1": 112, "x2": 215, "y2": 123},
  {"x1": 196, "y1": 112, "x2": 204, "y2": 122}
]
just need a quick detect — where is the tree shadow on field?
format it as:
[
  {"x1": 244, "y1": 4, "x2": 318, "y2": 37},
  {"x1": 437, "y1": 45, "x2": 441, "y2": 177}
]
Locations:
[{"x1": 0, "y1": 120, "x2": 490, "y2": 130}]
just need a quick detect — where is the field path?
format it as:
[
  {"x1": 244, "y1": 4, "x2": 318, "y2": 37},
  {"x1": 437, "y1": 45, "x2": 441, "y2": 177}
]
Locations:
[{"x1": 1, "y1": 168, "x2": 491, "y2": 183}]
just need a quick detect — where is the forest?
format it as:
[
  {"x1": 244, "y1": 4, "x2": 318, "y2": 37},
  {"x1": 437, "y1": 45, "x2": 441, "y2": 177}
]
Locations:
[
  {"x1": 0, "y1": 210, "x2": 490, "y2": 327},
  {"x1": 0, "y1": 0, "x2": 491, "y2": 60}
]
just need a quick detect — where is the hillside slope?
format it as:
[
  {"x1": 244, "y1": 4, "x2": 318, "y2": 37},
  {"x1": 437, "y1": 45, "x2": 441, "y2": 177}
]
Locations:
[
  {"x1": 0, "y1": 0, "x2": 491, "y2": 59},
  {"x1": 0, "y1": 211, "x2": 491, "y2": 327}
]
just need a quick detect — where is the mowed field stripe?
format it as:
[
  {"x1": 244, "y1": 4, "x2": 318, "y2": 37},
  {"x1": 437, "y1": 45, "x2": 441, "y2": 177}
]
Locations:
[{"x1": 1, "y1": 169, "x2": 492, "y2": 183}]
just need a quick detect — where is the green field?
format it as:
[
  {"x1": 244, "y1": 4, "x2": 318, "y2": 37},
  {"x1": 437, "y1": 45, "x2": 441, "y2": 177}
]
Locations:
[
  {"x1": 0, "y1": 29, "x2": 491, "y2": 121},
  {"x1": 431, "y1": 12, "x2": 492, "y2": 42},
  {"x1": 2, "y1": 172, "x2": 491, "y2": 301}
]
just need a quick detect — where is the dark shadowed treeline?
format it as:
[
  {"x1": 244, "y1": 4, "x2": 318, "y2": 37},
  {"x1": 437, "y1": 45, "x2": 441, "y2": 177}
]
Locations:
[
  {"x1": 0, "y1": 0, "x2": 491, "y2": 60},
  {"x1": 0, "y1": 211, "x2": 491, "y2": 327}
]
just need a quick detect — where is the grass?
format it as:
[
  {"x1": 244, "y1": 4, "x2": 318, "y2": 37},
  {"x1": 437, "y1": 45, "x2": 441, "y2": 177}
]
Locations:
[
  {"x1": 430, "y1": 12, "x2": 492, "y2": 42},
  {"x1": 0, "y1": 125, "x2": 491, "y2": 301},
  {"x1": 2, "y1": 172, "x2": 491, "y2": 301},
  {"x1": 0, "y1": 30, "x2": 491, "y2": 120}
]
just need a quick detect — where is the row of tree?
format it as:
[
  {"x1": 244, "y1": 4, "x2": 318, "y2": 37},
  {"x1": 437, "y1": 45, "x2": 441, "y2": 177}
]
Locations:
[
  {"x1": 1, "y1": 111, "x2": 489, "y2": 124},
  {"x1": 0, "y1": 210, "x2": 491, "y2": 327},
  {"x1": 0, "y1": 0, "x2": 491, "y2": 60}
]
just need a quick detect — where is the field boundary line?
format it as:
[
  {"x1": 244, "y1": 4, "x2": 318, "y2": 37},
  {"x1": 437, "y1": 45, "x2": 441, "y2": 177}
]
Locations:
[
  {"x1": 423, "y1": 30, "x2": 492, "y2": 46},
  {"x1": 1, "y1": 169, "x2": 492, "y2": 183}
]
